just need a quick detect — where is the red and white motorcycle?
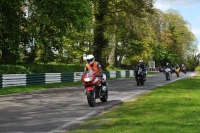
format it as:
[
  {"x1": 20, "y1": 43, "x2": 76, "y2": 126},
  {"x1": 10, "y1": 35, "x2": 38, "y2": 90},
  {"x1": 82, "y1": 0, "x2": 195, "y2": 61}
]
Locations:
[
  {"x1": 182, "y1": 67, "x2": 187, "y2": 74},
  {"x1": 77, "y1": 70, "x2": 108, "y2": 107}
]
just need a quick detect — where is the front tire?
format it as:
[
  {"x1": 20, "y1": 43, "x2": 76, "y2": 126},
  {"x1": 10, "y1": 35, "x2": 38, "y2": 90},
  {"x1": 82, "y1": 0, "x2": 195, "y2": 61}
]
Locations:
[
  {"x1": 136, "y1": 78, "x2": 140, "y2": 86},
  {"x1": 137, "y1": 81, "x2": 140, "y2": 86},
  {"x1": 166, "y1": 73, "x2": 169, "y2": 80},
  {"x1": 141, "y1": 79, "x2": 144, "y2": 85},
  {"x1": 176, "y1": 73, "x2": 179, "y2": 77},
  {"x1": 87, "y1": 91, "x2": 96, "y2": 107}
]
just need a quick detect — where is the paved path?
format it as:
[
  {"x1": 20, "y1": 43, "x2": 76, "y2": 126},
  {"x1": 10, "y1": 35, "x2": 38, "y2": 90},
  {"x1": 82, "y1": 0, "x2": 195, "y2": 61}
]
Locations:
[{"x1": 0, "y1": 72, "x2": 196, "y2": 133}]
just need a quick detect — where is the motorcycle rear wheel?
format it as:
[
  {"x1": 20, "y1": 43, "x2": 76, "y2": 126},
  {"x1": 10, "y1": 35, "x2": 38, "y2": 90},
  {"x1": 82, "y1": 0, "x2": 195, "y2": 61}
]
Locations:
[
  {"x1": 87, "y1": 91, "x2": 96, "y2": 107},
  {"x1": 100, "y1": 91, "x2": 108, "y2": 102}
]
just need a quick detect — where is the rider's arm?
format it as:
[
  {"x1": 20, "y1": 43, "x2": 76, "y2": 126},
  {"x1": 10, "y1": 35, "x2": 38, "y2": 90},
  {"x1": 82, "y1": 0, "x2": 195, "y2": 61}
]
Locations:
[
  {"x1": 97, "y1": 62, "x2": 103, "y2": 76},
  {"x1": 84, "y1": 66, "x2": 88, "y2": 72}
]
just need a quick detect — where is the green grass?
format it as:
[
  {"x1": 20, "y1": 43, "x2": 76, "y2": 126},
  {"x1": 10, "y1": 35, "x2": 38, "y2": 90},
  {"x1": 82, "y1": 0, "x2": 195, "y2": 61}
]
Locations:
[{"x1": 68, "y1": 72, "x2": 200, "y2": 133}]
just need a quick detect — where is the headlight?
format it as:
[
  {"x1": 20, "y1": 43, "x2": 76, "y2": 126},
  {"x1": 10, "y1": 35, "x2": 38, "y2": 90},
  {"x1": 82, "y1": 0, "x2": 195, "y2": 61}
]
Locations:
[
  {"x1": 165, "y1": 68, "x2": 170, "y2": 72},
  {"x1": 84, "y1": 77, "x2": 92, "y2": 82}
]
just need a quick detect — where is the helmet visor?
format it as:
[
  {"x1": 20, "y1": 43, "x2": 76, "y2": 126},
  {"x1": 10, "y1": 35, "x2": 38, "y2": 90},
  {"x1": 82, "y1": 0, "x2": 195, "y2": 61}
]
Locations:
[{"x1": 86, "y1": 58, "x2": 93, "y2": 64}]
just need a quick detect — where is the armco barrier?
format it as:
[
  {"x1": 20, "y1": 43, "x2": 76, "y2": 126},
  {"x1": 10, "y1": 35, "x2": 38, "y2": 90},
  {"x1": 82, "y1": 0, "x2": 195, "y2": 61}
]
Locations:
[
  {"x1": 3, "y1": 74, "x2": 27, "y2": 88},
  {"x1": 0, "y1": 70, "x2": 134, "y2": 88},
  {"x1": 0, "y1": 74, "x2": 2, "y2": 88},
  {"x1": 27, "y1": 73, "x2": 45, "y2": 85},
  {"x1": 148, "y1": 67, "x2": 159, "y2": 72}
]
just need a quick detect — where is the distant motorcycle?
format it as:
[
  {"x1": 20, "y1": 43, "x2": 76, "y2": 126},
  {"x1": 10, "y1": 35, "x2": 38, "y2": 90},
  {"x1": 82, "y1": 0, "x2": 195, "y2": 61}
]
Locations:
[
  {"x1": 135, "y1": 67, "x2": 145, "y2": 86},
  {"x1": 174, "y1": 67, "x2": 180, "y2": 77},
  {"x1": 159, "y1": 67, "x2": 164, "y2": 72},
  {"x1": 164, "y1": 68, "x2": 171, "y2": 80},
  {"x1": 182, "y1": 67, "x2": 187, "y2": 74}
]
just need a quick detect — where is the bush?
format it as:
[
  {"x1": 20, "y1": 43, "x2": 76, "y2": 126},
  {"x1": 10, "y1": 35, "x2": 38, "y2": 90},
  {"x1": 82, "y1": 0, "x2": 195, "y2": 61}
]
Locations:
[
  {"x1": 0, "y1": 64, "x2": 85, "y2": 74},
  {"x1": 195, "y1": 66, "x2": 200, "y2": 71},
  {"x1": 0, "y1": 65, "x2": 31, "y2": 74}
]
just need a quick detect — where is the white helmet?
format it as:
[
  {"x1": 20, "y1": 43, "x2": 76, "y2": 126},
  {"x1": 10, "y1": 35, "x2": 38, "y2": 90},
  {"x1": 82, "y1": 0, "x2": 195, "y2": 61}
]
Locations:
[
  {"x1": 86, "y1": 54, "x2": 95, "y2": 65},
  {"x1": 139, "y1": 60, "x2": 143, "y2": 63}
]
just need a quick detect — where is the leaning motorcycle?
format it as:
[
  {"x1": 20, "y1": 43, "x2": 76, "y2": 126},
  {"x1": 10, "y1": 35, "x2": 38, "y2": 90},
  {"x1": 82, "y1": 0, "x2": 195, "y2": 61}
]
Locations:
[
  {"x1": 174, "y1": 67, "x2": 180, "y2": 77},
  {"x1": 77, "y1": 70, "x2": 108, "y2": 107},
  {"x1": 182, "y1": 67, "x2": 187, "y2": 74},
  {"x1": 135, "y1": 67, "x2": 145, "y2": 86},
  {"x1": 164, "y1": 68, "x2": 171, "y2": 80}
]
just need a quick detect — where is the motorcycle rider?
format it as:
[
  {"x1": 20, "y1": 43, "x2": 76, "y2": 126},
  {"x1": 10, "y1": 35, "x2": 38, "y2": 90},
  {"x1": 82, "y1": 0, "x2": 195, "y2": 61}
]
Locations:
[
  {"x1": 165, "y1": 63, "x2": 171, "y2": 68},
  {"x1": 84, "y1": 54, "x2": 107, "y2": 94},
  {"x1": 135, "y1": 60, "x2": 146, "y2": 81},
  {"x1": 175, "y1": 64, "x2": 180, "y2": 69},
  {"x1": 181, "y1": 64, "x2": 186, "y2": 69},
  {"x1": 165, "y1": 63, "x2": 172, "y2": 73},
  {"x1": 181, "y1": 64, "x2": 187, "y2": 72}
]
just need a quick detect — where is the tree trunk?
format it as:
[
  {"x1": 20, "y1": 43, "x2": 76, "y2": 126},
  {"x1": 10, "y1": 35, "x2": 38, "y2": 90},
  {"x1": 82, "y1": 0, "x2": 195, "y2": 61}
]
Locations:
[
  {"x1": 109, "y1": 25, "x2": 117, "y2": 69},
  {"x1": 1, "y1": 48, "x2": 16, "y2": 64},
  {"x1": 93, "y1": 0, "x2": 108, "y2": 67},
  {"x1": 109, "y1": 5, "x2": 118, "y2": 69}
]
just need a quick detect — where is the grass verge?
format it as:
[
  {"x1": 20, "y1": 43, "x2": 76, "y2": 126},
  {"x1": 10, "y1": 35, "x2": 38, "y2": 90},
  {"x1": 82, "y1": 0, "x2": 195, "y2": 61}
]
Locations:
[{"x1": 68, "y1": 72, "x2": 200, "y2": 133}]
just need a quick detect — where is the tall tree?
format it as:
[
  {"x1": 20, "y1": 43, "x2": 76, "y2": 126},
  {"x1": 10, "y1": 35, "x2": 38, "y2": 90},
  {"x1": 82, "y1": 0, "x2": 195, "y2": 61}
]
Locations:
[
  {"x1": 107, "y1": 0, "x2": 155, "y2": 68},
  {"x1": 28, "y1": 0, "x2": 92, "y2": 63},
  {"x1": 0, "y1": 0, "x2": 26, "y2": 64}
]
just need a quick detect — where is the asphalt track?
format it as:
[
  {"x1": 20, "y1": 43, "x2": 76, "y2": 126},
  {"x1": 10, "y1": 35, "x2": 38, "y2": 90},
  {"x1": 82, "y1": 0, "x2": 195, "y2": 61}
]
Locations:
[{"x1": 0, "y1": 71, "x2": 196, "y2": 133}]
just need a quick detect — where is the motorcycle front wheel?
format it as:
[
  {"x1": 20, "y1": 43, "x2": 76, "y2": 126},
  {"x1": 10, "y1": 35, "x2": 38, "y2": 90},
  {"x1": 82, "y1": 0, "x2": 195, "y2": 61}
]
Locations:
[
  {"x1": 176, "y1": 73, "x2": 179, "y2": 77},
  {"x1": 141, "y1": 80, "x2": 144, "y2": 85},
  {"x1": 136, "y1": 77, "x2": 140, "y2": 86},
  {"x1": 137, "y1": 80, "x2": 140, "y2": 86},
  {"x1": 165, "y1": 74, "x2": 169, "y2": 80},
  {"x1": 87, "y1": 91, "x2": 96, "y2": 107}
]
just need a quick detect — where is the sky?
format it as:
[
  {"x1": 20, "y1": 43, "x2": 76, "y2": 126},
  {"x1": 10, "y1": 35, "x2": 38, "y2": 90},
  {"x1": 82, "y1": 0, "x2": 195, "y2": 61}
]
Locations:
[{"x1": 154, "y1": 0, "x2": 200, "y2": 51}]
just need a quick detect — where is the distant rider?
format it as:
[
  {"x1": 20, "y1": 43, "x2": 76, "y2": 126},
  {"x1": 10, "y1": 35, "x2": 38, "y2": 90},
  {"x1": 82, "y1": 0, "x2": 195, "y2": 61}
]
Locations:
[
  {"x1": 135, "y1": 60, "x2": 146, "y2": 81},
  {"x1": 175, "y1": 64, "x2": 180, "y2": 69},
  {"x1": 165, "y1": 63, "x2": 172, "y2": 73},
  {"x1": 181, "y1": 64, "x2": 187, "y2": 72}
]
